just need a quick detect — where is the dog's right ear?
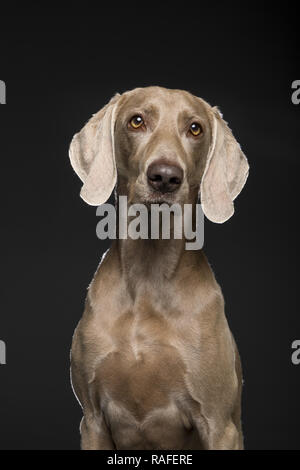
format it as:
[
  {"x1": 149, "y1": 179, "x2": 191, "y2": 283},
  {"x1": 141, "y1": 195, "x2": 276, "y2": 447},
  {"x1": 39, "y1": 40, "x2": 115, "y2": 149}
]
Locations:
[
  {"x1": 69, "y1": 93, "x2": 120, "y2": 205},
  {"x1": 200, "y1": 105, "x2": 249, "y2": 223}
]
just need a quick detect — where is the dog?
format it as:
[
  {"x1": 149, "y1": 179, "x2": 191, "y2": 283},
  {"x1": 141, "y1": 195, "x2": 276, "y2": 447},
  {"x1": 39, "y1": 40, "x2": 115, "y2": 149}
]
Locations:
[{"x1": 69, "y1": 86, "x2": 249, "y2": 450}]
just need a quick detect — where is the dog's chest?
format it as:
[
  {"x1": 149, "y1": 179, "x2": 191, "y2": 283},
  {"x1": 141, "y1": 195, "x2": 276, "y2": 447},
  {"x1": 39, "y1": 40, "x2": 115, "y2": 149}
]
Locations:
[
  {"x1": 97, "y1": 346, "x2": 192, "y2": 449},
  {"x1": 92, "y1": 308, "x2": 195, "y2": 448},
  {"x1": 98, "y1": 343, "x2": 186, "y2": 412}
]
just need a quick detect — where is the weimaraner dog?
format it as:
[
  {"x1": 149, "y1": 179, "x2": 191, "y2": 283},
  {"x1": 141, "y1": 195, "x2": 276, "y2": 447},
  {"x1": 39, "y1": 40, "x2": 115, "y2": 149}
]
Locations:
[{"x1": 69, "y1": 86, "x2": 249, "y2": 450}]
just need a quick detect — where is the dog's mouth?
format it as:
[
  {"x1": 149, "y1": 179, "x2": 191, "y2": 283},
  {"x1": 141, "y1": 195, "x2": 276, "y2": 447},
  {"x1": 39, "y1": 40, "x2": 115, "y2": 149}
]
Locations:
[
  {"x1": 141, "y1": 191, "x2": 178, "y2": 207},
  {"x1": 132, "y1": 175, "x2": 187, "y2": 207}
]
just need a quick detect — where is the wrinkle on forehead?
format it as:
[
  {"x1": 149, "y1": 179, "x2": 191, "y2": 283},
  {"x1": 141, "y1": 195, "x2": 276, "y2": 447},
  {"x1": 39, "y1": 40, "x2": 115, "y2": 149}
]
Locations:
[{"x1": 116, "y1": 86, "x2": 211, "y2": 123}]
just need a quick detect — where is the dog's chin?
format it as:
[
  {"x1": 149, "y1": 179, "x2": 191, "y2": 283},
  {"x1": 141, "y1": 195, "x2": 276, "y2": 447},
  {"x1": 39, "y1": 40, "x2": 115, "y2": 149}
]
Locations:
[{"x1": 137, "y1": 191, "x2": 180, "y2": 207}]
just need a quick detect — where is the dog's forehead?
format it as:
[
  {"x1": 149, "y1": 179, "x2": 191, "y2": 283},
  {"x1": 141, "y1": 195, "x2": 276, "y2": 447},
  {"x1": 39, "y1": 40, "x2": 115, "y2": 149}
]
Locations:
[{"x1": 118, "y1": 87, "x2": 209, "y2": 117}]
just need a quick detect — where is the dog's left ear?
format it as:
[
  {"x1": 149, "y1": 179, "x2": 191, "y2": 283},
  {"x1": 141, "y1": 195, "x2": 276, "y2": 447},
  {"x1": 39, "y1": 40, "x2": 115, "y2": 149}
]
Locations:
[
  {"x1": 200, "y1": 106, "x2": 249, "y2": 223},
  {"x1": 69, "y1": 93, "x2": 120, "y2": 205}
]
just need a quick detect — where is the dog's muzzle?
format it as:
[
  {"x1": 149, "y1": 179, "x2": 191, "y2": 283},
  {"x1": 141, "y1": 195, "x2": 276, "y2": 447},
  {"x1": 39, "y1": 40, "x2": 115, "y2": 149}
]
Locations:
[{"x1": 147, "y1": 161, "x2": 183, "y2": 194}]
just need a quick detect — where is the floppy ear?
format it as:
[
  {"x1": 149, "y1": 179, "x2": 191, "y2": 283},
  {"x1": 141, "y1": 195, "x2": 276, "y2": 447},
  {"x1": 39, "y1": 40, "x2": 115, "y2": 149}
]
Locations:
[
  {"x1": 200, "y1": 106, "x2": 249, "y2": 223},
  {"x1": 69, "y1": 94, "x2": 120, "y2": 205}
]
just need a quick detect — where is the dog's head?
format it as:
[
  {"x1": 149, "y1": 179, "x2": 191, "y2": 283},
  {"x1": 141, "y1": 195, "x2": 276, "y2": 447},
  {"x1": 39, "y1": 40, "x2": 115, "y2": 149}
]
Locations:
[{"x1": 69, "y1": 86, "x2": 249, "y2": 223}]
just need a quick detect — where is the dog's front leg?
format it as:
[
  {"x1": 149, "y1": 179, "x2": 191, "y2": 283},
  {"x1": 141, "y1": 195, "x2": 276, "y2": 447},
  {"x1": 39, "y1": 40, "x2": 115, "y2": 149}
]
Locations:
[
  {"x1": 195, "y1": 417, "x2": 243, "y2": 450},
  {"x1": 80, "y1": 413, "x2": 115, "y2": 450},
  {"x1": 211, "y1": 421, "x2": 243, "y2": 450}
]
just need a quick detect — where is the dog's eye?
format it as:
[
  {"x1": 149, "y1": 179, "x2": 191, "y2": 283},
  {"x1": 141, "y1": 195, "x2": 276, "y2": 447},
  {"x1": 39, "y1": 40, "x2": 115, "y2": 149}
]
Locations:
[
  {"x1": 189, "y1": 122, "x2": 202, "y2": 137},
  {"x1": 129, "y1": 115, "x2": 144, "y2": 129}
]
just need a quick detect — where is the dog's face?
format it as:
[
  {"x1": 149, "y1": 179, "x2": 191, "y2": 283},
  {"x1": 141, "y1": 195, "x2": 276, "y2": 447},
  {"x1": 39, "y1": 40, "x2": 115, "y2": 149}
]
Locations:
[
  {"x1": 69, "y1": 86, "x2": 249, "y2": 223},
  {"x1": 114, "y1": 87, "x2": 211, "y2": 206}
]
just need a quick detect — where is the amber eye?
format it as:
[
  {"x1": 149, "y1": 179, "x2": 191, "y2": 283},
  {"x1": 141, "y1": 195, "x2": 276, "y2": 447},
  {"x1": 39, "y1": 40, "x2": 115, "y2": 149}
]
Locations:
[
  {"x1": 129, "y1": 115, "x2": 144, "y2": 129},
  {"x1": 189, "y1": 122, "x2": 202, "y2": 137}
]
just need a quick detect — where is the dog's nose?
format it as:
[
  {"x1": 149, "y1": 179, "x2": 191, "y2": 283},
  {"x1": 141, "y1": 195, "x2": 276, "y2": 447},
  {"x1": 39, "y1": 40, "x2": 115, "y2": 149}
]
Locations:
[{"x1": 147, "y1": 162, "x2": 183, "y2": 193}]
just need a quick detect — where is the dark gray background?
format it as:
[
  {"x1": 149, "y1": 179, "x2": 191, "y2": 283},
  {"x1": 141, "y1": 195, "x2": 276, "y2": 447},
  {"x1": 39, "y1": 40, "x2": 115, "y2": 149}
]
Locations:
[{"x1": 0, "y1": 5, "x2": 299, "y2": 449}]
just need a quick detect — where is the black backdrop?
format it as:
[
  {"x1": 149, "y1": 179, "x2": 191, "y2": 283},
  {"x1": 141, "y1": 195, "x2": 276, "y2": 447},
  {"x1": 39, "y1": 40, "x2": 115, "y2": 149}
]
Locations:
[{"x1": 0, "y1": 5, "x2": 299, "y2": 450}]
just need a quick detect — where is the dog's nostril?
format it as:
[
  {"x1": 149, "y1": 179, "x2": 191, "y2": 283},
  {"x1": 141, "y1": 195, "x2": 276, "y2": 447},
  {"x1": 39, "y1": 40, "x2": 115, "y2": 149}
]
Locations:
[
  {"x1": 147, "y1": 162, "x2": 183, "y2": 193},
  {"x1": 149, "y1": 174, "x2": 163, "y2": 182},
  {"x1": 170, "y1": 177, "x2": 181, "y2": 185}
]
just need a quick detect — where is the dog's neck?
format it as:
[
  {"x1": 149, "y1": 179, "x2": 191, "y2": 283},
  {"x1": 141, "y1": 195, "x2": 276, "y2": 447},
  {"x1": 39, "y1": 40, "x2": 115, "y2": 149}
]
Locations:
[
  {"x1": 117, "y1": 237, "x2": 186, "y2": 287},
  {"x1": 114, "y1": 187, "x2": 199, "y2": 297}
]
